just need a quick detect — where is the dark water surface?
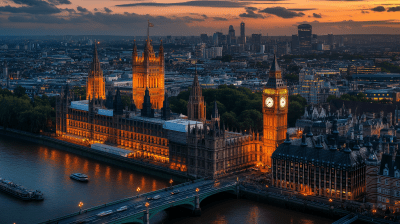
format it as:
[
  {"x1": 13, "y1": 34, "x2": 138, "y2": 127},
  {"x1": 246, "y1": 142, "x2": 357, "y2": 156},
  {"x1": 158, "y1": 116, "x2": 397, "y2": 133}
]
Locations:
[{"x1": 0, "y1": 136, "x2": 333, "y2": 224}]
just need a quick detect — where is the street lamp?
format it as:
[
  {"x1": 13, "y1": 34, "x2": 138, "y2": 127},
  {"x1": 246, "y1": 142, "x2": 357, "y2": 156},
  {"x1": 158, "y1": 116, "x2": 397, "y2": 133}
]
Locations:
[
  {"x1": 145, "y1": 202, "x2": 150, "y2": 208},
  {"x1": 79, "y1": 201, "x2": 83, "y2": 214},
  {"x1": 169, "y1": 179, "x2": 173, "y2": 187},
  {"x1": 196, "y1": 188, "x2": 199, "y2": 196},
  {"x1": 137, "y1": 187, "x2": 141, "y2": 193},
  {"x1": 329, "y1": 198, "x2": 333, "y2": 202}
]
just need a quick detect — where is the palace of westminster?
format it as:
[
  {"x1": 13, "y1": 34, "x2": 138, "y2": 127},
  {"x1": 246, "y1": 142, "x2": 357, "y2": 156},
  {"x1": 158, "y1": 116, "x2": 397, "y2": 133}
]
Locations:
[
  {"x1": 56, "y1": 34, "x2": 400, "y2": 209},
  {"x1": 56, "y1": 35, "x2": 289, "y2": 178}
]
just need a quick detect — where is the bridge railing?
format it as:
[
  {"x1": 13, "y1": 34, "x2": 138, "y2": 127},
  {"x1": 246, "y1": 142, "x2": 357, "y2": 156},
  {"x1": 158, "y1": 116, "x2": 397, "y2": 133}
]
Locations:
[{"x1": 36, "y1": 179, "x2": 209, "y2": 224}]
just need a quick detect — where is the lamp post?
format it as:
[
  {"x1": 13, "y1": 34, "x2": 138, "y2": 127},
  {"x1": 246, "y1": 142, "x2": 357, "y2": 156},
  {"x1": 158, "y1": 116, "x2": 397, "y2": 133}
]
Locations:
[
  {"x1": 144, "y1": 202, "x2": 150, "y2": 224},
  {"x1": 196, "y1": 188, "x2": 199, "y2": 196},
  {"x1": 79, "y1": 201, "x2": 83, "y2": 214},
  {"x1": 169, "y1": 179, "x2": 173, "y2": 188}
]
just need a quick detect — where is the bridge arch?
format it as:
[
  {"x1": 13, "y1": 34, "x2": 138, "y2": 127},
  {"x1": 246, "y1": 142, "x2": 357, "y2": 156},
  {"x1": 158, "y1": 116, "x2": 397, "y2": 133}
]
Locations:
[
  {"x1": 148, "y1": 201, "x2": 195, "y2": 220},
  {"x1": 199, "y1": 188, "x2": 237, "y2": 204}
]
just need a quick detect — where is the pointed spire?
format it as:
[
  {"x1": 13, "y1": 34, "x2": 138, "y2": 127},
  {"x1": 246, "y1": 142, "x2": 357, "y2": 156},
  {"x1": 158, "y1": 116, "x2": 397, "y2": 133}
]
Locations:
[
  {"x1": 89, "y1": 42, "x2": 101, "y2": 76},
  {"x1": 284, "y1": 132, "x2": 291, "y2": 145},
  {"x1": 113, "y1": 88, "x2": 123, "y2": 115},
  {"x1": 212, "y1": 100, "x2": 218, "y2": 119},
  {"x1": 159, "y1": 39, "x2": 164, "y2": 53},
  {"x1": 270, "y1": 53, "x2": 281, "y2": 72},
  {"x1": 301, "y1": 134, "x2": 307, "y2": 147},
  {"x1": 133, "y1": 40, "x2": 137, "y2": 54},
  {"x1": 141, "y1": 87, "x2": 154, "y2": 118}
]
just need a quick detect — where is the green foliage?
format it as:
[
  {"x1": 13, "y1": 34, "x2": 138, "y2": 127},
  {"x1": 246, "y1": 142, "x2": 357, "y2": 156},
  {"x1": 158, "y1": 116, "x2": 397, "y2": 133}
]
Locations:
[
  {"x1": 0, "y1": 87, "x2": 55, "y2": 133},
  {"x1": 379, "y1": 62, "x2": 400, "y2": 73},
  {"x1": 221, "y1": 55, "x2": 232, "y2": 63},
  {"x1": 327, "y1": 93, "x2": 369, "y2": 103},
  {"x1": 283, "y1": 73, "x2": 299, "y2": 83},
  {"x1": 72, "y1": 86, "x2": 86, "y2": 100},
  {"x1": 121, "y1": 94, "x2": 131, "y2": 109},
  {"x1": 170, "y1": 84, "x2": 264, "y2": 132},
  {"x1": 288, "y1": 94, "x2": 307, "y2": 127}
]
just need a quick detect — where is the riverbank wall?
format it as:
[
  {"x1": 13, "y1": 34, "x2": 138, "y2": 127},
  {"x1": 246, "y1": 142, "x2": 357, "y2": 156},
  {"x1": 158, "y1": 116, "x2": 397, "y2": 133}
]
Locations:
[
  {"x1": 0, "y1": 128, "x2": 194, "y2": 183},
  {"x1": 239, "y1": 187, "x2": 388, "y2": 224}
]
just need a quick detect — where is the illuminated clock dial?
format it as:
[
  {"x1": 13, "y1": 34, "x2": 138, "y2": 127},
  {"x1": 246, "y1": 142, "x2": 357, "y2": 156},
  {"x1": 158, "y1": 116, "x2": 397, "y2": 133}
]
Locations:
[
  {"x1": 280, "y1": 97, "x2": 286, "y2": 108},
  {"x1": 265, "y1": 97, "x2": 274, "y2": 108}
]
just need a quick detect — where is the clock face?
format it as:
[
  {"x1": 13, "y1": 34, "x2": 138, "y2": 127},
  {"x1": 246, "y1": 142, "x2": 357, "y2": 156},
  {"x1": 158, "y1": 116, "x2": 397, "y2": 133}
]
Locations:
[
  {"x1": 265, "y1": 97, "x2": 274, "y2": 108},
  {"x1": 280, "y1": 97, "x2": 286, "y2": 108}
]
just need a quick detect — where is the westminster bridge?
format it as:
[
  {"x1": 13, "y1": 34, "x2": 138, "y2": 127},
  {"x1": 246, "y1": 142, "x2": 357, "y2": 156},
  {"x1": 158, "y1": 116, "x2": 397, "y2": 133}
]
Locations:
[{"x1": 38, "y1": 179, "x2": 238, "y2": 224}]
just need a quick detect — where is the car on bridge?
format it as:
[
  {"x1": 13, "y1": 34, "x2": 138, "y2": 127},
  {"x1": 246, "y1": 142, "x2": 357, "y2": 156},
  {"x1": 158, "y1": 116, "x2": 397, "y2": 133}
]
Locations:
[
  {"x1": 147, "y1": 195, "x2": 161, "y2": 200},
  {"x1": 171, "y1": 190, "x2": 180, "y2": 195},
  {"x1": 97, "y1": 210, "x2": 113, "y2": 217},
  {"x1": 117, "y1": 206, "x2": 128, "y2": 212}
]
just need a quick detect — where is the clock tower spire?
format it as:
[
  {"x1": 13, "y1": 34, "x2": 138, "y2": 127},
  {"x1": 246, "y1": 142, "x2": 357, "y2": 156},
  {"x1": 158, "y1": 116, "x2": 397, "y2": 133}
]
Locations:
[{"x1": 262, "y1": 54, "x2": 288, "y2": 167}]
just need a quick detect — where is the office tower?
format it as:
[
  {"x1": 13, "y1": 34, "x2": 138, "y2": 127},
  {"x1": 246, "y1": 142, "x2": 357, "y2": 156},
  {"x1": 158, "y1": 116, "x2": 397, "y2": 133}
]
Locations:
[
  {"x1": 200, "y1": 34, "x2": 208, "y2": 43},
  {"x1": 228, "y1": 25, "x2": 235, "y2": 44},
  {"x1": 291, "y1": 35, "x2": 299, "y2": 53},
  {"x1": 298, "y1": 24, "x2": 312, "y2": 52},
  {"x1": 240, "y1": 22, "x2": 246, "y2": 45},
  {"x1": 212, "y1": 33, "x2": 219, "y2": 46}
]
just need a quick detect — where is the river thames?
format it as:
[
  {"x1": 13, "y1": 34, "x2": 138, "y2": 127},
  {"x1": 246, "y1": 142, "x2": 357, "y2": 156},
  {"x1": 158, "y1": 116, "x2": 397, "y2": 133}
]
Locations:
[{"x1": 0, "y1": 136, "x2": 333, "y2": 224}]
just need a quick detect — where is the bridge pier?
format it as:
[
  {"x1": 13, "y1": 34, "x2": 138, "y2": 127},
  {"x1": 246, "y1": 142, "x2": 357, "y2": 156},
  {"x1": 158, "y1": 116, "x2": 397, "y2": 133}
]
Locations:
[
  {"x1": 193, "y1": 195, "x2": 201, "y2": 216},
  {"x1": 236, "y1": 183, "x2": 240, "y2": 199},
  {"x1": 143, "y1": 206, "x2": 150, "y2": 224}
]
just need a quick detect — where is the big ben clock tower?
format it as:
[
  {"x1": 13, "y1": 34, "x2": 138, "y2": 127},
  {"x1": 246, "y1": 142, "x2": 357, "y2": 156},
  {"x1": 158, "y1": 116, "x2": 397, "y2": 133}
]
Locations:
[{"x1": 263, "y1": 54, "x2": 288, "y2": 167}]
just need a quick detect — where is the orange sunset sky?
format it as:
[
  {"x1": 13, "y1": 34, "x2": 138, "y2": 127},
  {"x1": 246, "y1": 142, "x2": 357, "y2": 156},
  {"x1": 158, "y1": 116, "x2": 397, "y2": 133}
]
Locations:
[{"x1": 0, "y1": 0, "x2": 399, "y2": 35}]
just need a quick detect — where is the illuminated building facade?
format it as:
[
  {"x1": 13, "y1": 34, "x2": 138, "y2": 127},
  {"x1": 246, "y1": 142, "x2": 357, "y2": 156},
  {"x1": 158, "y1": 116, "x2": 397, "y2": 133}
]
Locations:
[
  {"x1": 263, "y1": 54, "x2": 288, "y2": 167},
  {"x1": 187, "y1": 72, "x2": 206, "y2": 122},
  {"x1": 272, "y1": 133, "x2": 366, "y2": 200},
  {"x1": 86, "y1": 44, "x2": 106, "y2": 100},
  {"x1": 132, "y1": 38, "x2": 165, "y2": 110},
  {"x1": 56, "y1": 39, "x2": 288, "y2": 178}
]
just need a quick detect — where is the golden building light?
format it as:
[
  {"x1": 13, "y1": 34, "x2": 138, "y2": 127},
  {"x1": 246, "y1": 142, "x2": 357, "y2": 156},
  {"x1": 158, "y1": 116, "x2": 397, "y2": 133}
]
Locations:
[{"x1": 86, "y1": 43, "x2": 105, "y2": 100}]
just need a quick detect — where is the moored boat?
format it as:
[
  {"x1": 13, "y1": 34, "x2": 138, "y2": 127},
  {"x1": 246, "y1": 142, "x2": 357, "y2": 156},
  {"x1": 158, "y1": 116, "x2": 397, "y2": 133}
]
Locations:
[{"x1": 0, "y1": 178, "x2": 44, "y2": 201}]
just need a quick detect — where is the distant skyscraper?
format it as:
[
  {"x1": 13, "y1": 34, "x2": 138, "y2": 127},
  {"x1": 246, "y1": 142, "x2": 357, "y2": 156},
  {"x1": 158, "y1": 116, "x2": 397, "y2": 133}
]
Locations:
[
  {"x1": 228, "y1": 25, "x2": 235, "y2": 44},
  {"x1": 240, "y1": 22, "x2": 246, "y2": 45},
  {"x1": 291, "y1": 35, "x2": 299, "y2": 53},
  {"x1": 200, "y1": 34, "x2": 208, "y2": 43},
  {"x1": 298, "y1": 24, "x2": 312, "y2": 52}
]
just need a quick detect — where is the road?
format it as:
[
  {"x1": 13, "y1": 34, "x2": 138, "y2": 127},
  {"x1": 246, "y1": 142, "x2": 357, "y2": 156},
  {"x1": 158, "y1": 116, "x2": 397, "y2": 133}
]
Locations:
[{"x1": 48, "y1": 179, "x2": 236, "y2": 224}]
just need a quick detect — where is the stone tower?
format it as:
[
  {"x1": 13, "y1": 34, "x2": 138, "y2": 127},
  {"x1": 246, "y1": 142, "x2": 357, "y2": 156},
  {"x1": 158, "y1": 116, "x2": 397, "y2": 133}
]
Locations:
[
  {"x1": 187, "y1": 70, "x2": 206, "y2": 122},
  {"x1": 86, "y1": 43, "x2": 106, "y2": 100},
  {"x1": 262, "y1": 54, "x2": 288, "y2": 167},
  {"x1": 132, "y1": 37, "x2": 165, "y2": 110}
]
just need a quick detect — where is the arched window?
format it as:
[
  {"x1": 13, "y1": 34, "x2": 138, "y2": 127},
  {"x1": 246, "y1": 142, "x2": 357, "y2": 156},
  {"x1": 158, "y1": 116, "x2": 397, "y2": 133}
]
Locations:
[{"x1": 384, "y1": 167, "x2": 389, "y2": 176}]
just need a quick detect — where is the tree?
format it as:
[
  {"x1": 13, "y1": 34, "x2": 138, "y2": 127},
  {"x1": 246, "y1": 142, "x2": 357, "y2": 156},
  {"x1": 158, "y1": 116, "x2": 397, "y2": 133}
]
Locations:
[
  {"x1": 326, "y1": 95, "x2": 337, "y2": 102},
  {"x1": 14, "y1": 85, "x2": 27, "y2": 98}
]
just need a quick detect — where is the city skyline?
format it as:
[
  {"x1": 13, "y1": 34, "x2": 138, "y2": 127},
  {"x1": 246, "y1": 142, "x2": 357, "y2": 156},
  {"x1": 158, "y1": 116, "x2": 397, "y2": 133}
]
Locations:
[{"x1": 0, "y1": 0, "x2": 399, "y2": 35}]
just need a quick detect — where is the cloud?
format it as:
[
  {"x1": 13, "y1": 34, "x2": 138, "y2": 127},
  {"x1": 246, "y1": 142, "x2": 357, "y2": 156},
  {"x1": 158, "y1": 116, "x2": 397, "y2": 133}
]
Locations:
[
  {"x1": 116, "y1": 1, "x2": 248, "y2": 8},
  {"x1": 104, "y1": 7, "x2": 112, "y2": 13},
  {"x1": 388, "y1": 6, "x2": 400, "y2": 12},
  {"x1": 0, "y1": 0, "x2": 62, "y2": 14},
  {"x1": 77, "y1": 6, "x2": 88, "y2": 13},
  {"x1": 259, "y1": 7, "x2": 305, "y2": 18},
  {"x1": 239, "y1": 7, "x2": 264, "y2": 18},
  {"x1": 48, "y1": 0, "x2": 71, "y2": 5},
  {"x1": 371, "y1": 6, "x2": 385, "y2": 12},
  {"x1": 212, "y1": 17, "x2": 228, "y2": 21},
  {"x1": 313, "y1": 13, "x2": 322, "y2": 18},
  {"x1": 288, "y1": 8, "x2": 316, "y2": 11}
]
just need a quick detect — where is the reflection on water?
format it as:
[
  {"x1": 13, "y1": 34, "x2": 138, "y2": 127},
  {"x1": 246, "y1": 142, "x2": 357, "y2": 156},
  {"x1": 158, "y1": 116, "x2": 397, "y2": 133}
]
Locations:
[
  {"x1": 0, "y1": 136, "x2": 169, "y2": 224},
  {"x1": 155, "y1": 199, "x2": 333, "y2": 224},
  {"x1": 0, "y1": 136, "x2": 334, "y2": 224}
]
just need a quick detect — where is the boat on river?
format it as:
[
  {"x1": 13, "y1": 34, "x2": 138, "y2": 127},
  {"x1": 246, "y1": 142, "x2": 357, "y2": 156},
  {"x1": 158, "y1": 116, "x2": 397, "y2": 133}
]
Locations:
[
  {"x1": 0, "y1": 178, "x2": 44, "y2": 201},
  {"x1": 70, "y1": 173, "x2": 89, "y2": 182}
]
